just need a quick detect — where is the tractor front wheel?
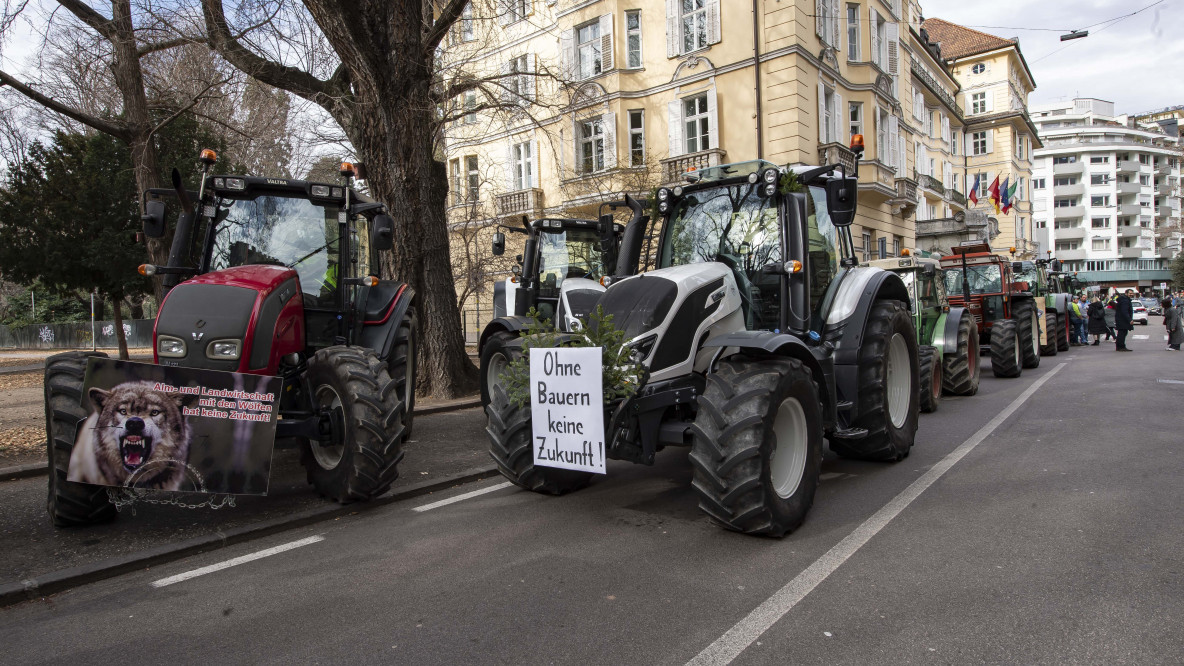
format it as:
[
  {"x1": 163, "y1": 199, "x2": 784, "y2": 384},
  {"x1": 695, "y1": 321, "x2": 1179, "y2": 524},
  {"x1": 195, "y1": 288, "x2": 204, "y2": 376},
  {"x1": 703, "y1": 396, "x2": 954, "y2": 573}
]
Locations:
[
  {"x1": 918, "y1": 345, "x2": 941, "y2": 413},
  {"x1": 388, "y1": 307, "x2": 417, "y2": 441},
  {"x1": 689, "y1": 355, "x2": 822, "y2": 537},
  {"x1": 943, "y1": 312, "x2": 980, "y2": 396},
  {"x1": 991, "y1": 319, "x2": 1023, "y2": 378},
  {"x1": 1013, "y1": 299, "x2": 1041, "y2": 369},
  {"x1": 300, "y1": 346, "x2": 406, "y2": 503},
  {"x1": 45, "y1": 351, "x2": 117, "y2": 527},
  {"x1": 1057, "y1": 310, "x2": 1071, "y2": 350},
  {"x1": 480, "y1": 331, "x2": 516, "y2": 407}
]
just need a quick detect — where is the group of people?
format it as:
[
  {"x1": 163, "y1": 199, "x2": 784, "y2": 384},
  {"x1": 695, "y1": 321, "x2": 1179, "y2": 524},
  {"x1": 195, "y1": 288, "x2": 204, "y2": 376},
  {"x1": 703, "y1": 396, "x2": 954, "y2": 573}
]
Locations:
[{"x1": 1066, "y1": 288, "x2": 1183, "y2": 351}]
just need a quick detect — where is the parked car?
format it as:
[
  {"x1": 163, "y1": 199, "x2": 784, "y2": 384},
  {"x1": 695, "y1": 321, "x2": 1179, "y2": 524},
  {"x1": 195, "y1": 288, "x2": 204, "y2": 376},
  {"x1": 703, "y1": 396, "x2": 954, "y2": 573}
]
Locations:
[
  {"x1": 1142, "y1": 298, "x2": 1162, "y2": 315},
  {"x1": 1132, "y1": 303, "x2": 1149, "y2": 325}
]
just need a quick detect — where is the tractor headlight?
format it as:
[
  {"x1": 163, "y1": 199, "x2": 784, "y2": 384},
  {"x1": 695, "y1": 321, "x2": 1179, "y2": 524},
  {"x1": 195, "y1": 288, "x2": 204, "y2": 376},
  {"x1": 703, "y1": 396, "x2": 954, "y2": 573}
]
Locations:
[
  {"x1": 311, "y1": 185, "x2": 330, "y2": 197},
  {"x1": 673, "y1": 186, "x2": 683, "y2": 196},
  {"x1": 762, "y1": 168, "x2": 780, "y2": 185},
  {"x1": 213, "y1": 177, "x2": 225, "y2": 189},
  {"x1": 205, "y1": 339, "x2": 242, "y2": 360},
  {"x1": 657, "y1": 188, "x2": 670, "y2": 202},
  {"x1": 225, "y1": 178, "x2": 246, "y2": 191},
  {"x1": 630, "y1": 334, "x2": 658, "y2": 362},
  {"x1": 658, "y1": 201, "x2": 670, "y2": 214},
  {"x1": 764, "y1": 183, "x2": 777, "y2": 196},
  {"x1": 157, "y1": 336, "x2": 186, "y2": 358},
  {"x1": 748, "y1": 173, "x2": 759, "y2": 184}
]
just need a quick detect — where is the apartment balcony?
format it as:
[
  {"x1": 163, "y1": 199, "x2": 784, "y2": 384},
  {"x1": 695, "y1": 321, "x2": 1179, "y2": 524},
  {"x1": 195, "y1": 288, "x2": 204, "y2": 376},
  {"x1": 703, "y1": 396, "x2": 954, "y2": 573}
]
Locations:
[
  {"x1": 1053, "y1": 161, "x2": 1085, "y2": 176},
  {"x1": 818, "y1": 143, "x2": 857, "y2": 172},
  {"x1": 1157, "y1": 162, "x2": 1172, "y2": 175},
  {"x1": 895, "y1": 177, "x2": 917, "y2": 201},
  {"x1": 1116, "y1": 181, "x2": 1141, "y2": 195},
  {"x1": 1117, "y1": 203, "x2": 1143, "y2": 216},
  {"x1": 915, "y1": 172, "x2": 944, "y2": 196},
  {"x1": 1158, "y1": 204, "x2": 1177, "y2": 218},
  {"x1": 857, "y1": 160, "x2": 901, "y2": 200},
  {"x1": 661, "y1": 148, "x2": 727, "y2": 185},
  {"x1": 1055, "y1": 182, "x2": 1084, "y2": 196},
  {"x1": 1052, "y1": 205, "x2": 1085, "y2": 219},
  {"x1": 495, "y1": 188, "x2": 544, "y2": 217},
  {"x1": 1054, "y1": 226, "x2": 1086, "y2": 240},
  {"x1": 1118, "y1": 225, "x2": 1150, "y2": 238},
  {"x1": 1054, "y1": 248, "x2": 1087, "y2": 261},
  {"x1": 1157, "y1": 180, "x2": 1175, "y2": 195},
  {"x1": 947, "y1": 188, "x2": 967, "y2": 209},
  {"x1": 1119, "y1": 246, "x2": 1148, "y2": 259},
  {"x1": 1116, "y1": 160, "x2": 1140, "y2": 174},
  {"x1": 1157, "y1": 246, "x2": 1178, "y2": 259}
]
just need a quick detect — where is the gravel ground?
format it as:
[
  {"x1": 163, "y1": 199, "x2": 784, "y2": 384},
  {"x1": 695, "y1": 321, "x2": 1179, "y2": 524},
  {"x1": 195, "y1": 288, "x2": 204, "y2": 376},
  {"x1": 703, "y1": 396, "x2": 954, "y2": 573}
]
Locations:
[{"x1": 0, "y1": 371, "x2": 46, "y2": 467}]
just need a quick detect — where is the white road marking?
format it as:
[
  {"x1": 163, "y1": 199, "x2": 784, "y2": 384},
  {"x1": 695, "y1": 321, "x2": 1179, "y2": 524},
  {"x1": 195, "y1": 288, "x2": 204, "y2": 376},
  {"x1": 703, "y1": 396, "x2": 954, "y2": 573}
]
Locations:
[
  {"x1": 150, "y1": 535, "x2": 325, "y2": 588},
  {"x1": 1158, "y1": 379, "x2": 1184, "y2": 385},
  {"x1": 1133, "y1": 335, "x2": 1149, "y2": 340},
  {"x1": 686, "y1": 364, "x2": 1066, "y2": 666},
  {"x1": 412, "y1": 481, "x2": 514, "y2": 512}
]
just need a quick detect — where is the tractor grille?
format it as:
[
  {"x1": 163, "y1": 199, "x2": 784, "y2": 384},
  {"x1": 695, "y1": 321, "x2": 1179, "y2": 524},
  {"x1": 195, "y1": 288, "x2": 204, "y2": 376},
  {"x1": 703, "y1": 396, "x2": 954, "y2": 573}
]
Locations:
[
  {"x1": 595, "y1": 276, "x2": 678, "y2": 340},
  {"x1": 156, "y1": 284, "x2": 256, "y2": 372}
]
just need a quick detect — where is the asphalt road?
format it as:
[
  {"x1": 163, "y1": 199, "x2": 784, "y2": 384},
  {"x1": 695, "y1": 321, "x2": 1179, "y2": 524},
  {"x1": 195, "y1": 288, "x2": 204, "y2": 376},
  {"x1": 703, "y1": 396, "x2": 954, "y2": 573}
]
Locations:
[{"x1": 2, "y1": 336, "x2": 1183, "y2": 664}]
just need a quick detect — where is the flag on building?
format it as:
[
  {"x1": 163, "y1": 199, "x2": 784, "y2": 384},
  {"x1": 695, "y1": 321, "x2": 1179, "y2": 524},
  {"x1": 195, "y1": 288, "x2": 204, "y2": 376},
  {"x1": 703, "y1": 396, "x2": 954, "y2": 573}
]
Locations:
[
  {"x1": 999, "y1": 176, "x2": 1010, "y2": 214},
  {"x1": 1003, "y1": 180, "x2": 1019, "y2": 214},
  {"x1": 969, "y1": 174, "x2": 980, "y2": 205},
  {"x1": 988, "y1": 175, "x2": 1001, "y2": 214}
]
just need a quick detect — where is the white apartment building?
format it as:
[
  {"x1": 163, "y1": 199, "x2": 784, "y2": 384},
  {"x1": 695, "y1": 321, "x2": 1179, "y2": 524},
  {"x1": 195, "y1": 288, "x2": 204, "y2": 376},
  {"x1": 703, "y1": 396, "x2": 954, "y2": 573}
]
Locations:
[{"x1": 1031, "y1": 98, "x2": 1182, "y2": 292}]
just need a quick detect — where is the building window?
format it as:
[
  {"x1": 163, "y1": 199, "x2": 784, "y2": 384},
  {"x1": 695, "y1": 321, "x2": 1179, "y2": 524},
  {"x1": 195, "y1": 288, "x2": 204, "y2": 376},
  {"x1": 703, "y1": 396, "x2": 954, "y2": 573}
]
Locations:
[
  {"x1": 512, "y1": 141, "x2": 533, "y2": 191},
  {"x1": 1033, "y1": 178, "x2": 1045, "y2": 189},
  {"x1": 1054, "y1": 198, "x2": 1078, "y2": 208},
  {"x1": 1053, "y1": 155, "x2": 1075, "y2": 165},
  {"x1": 1090, "y1": 155, "x2": 1109, "y2": 164},
  {"x1": 1016, "y1": 135, "x2": 1026, "y2": 160},
  {"x1": 629, "y1": 109, "x2": 645, "y2": 166},
  {"x1": 878, "y1": 237, "x2": 887, "y2": 259},
  {"x1": 1053, "y1": 177, "x2": 1077, "y2": 186},
  {"x1": 1092, "y1": 238, "x2": 1110, "y2": 251},
  {"x1": 579, "y1": 118, "x2": 605, "y2": 173},
  {"x1": 1091, "y1": 195, "x2": 1110, "y2": 207},
  {"x1": 465, "y1": 155, "x2": 479, "y2": 202},
  {"x1": 846, "y1": 4, "x2": 860, "y2": 61},
  {"x1": 463, "y1": 91, "x2": 477, "y2": 123},
  {"x1": 506, "y1": 54, "x2": 530, "y2": 103},
  {"x1": 682, "y1": 0, "x2": 709, "y2": 53},
  {"x1": 577, "y1": 21, "x2": 602, "y2": 80},
  {"x1": 893, "y1": 236, "x2": 901, "y2": 257},
  {"x1": 971, "y1": 92, "x2": 987, "y2": 114},
  {"x1": 1091, "y1": 173, "x2": 1107, "y2": 185},
  {"x1": 449, "y1": 158, "x2": 463, "y2": 206},
  {"x1": 1092, "y1": 217, "x2": 1111, "y2": 228},
  {"x1": 1056, "y1": 241, "x2": 1080, "y2": 251},
  {"x1": 626, "y1": 10, "x2": 643, "y2": 68},
  {"x1": 461, "y1": 3, "x2": 475, "y2": 42},
  {"x1": 971, "y1": 131, "x2": 988, "y2": 156},
  {"x1": 862, "y1": 232, "x2": 872, "y2": 262},
  {"x1": 1017, "y1": 217, "x2": 1026, "y2": 239},
  {"x1": 505, "y1": 0, "x2": 529, "y2": 23},
  {"x1": 849, "y1": 102, "x2": 862, "y2": 139},
  {"x1": 684, "y1": 93, "x2": 711, "y2": 153},
  {"x1": 820, "y1": 85, "x2": 836, "y2": 144},
  {"x1": 952, "y1": 130, "x2": 959, "y2": 156},
  {"x1": 971, "y1": 63, "x2": 985, "y2": 74}
]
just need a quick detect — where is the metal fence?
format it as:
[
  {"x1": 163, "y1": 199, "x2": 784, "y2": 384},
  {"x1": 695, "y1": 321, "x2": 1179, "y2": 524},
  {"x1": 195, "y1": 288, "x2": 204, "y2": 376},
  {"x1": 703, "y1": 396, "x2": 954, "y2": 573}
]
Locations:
[
  {"x1": 0, "y1": 319, "x2": 156, "y2": 350},
  {"x1": 460, "y1": 304, "x2": 496, "y2": 346}
]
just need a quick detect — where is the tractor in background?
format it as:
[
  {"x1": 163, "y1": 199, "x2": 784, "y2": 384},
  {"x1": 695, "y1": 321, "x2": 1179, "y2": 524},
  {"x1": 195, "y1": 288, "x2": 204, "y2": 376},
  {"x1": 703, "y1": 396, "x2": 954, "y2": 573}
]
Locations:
[
  {"x1": 1012, "y1": 257, "x2": 1073, "y2": 356},
  {"x1": 45, "y1": 150, "x2": 416, "y2": 526}
]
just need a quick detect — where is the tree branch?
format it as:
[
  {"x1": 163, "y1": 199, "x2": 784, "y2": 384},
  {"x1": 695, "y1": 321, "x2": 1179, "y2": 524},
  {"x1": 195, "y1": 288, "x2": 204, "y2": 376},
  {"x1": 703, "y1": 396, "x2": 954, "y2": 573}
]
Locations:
[
  {"x1": 136, "y1": 34, "x2": 207, "y2": 58},
  {"x1": 0, "y1": 69, "x2": 127, "y2": 138},
  {"x1": 422, "y1": 0, "x2": 468, "y2": 56},
  {"x1": 54, "y1": 0, "x2": 116, "y2": 41},
  {"x1": 148, "y1": 76, "x2": 231, "y2": 137}
]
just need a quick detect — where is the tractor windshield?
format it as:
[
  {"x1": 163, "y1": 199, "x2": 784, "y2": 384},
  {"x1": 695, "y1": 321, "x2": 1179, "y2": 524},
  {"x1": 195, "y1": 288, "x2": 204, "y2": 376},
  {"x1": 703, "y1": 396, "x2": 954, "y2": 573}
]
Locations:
[
  {"x1": 208, "y1": 195, "x2": 343, "y2": 304},
  {"x1": 944, "y1": 264, "x2": 1003, "y2": 295},
  {"x1": 537, "y1": 227, "x2": 607, "y2": 289},
  {"x1": 660, "y1": 182, "x2": 779, "y2": 270}
]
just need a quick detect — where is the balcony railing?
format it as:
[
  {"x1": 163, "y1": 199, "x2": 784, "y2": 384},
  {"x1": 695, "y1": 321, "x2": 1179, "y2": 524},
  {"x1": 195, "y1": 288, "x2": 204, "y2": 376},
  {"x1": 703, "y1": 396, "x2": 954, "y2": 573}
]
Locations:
[
  {"x1": 1117, "y1": 160, "x2": 1140, "y2": 173},
  {"x1": 947, "y1": 188, "x2": 967, "y2": 208},
  {"x1": 661, "y1": 148, "x2": 727, "y2": 185},
  {"x1": 1053, "y1": 161, "x2": 1084, "y2": 175},
  {"x1": 1054, "y1": 226, "x2": 1086, "y2": 240},
  {"x1": 495, "y1": 188, "x2": 544, "y2": 217},
  {"x1": 1120, "y1": 246, "x2": 1148, "y2": 258},
  {"x1": 915, "y1": 172, "x2": 944, "y2": 195},
  {"x1": 1117, "y1": 225, "x2": 1149, "y2": 238},
  {"x1": 895, "y1": 177, "x2": 917, "y2": 201},
  {"x1": 1116, "y1": 181, "x2": 1141, "y2": 195},
  {"x1": 1117, "y1": 202, "x2": 1143, "y2": 216},
  {"x1": 1053, "y1": 205, "x2": 1085, "y2": 219},
  {"x1": 1055, "y1": 248, "x2": 1087, "y2": 261},
  {"x1": 1055, "y1": 182, "x2": 1085, "y2": 196},
  {"x1": 818, "y1": 142, "x2": 857, "y2": 172}
]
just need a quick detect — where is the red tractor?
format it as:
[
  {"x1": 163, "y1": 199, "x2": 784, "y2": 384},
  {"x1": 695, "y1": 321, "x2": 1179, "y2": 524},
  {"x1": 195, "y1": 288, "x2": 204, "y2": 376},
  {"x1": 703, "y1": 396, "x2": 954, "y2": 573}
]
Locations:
[
  {"x1": 940, "y1": 242, "x2": 1041, "y2": 378},
  {"x1": 45, "y1": 151, "x2": 417, "y2": 525}
]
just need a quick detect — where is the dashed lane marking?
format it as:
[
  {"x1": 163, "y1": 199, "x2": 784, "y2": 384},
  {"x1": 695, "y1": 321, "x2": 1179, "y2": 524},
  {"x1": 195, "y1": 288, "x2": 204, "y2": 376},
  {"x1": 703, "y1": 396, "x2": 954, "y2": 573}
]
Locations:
[
  {"x1": 413, "y1": 481, "x2": 514, "y2": 512},
  {"x1": 1158, "y1": 379, "x2": 1184, "y2": 385},
  {"x1": 151, "y1": 535, "x2": 325, "y2": 588},
  {"x1": 686, "y1": 363, "x2": 1066, "y2": 666},
  {"x1": 1133, "y1": 335, "x2": 1149, "y2": 340}
]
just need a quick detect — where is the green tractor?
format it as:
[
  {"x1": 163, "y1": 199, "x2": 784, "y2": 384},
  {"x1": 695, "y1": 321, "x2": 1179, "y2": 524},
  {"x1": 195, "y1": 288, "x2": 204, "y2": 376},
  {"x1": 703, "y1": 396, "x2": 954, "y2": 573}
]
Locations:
[
  {"x1": 863, "y1": 254, "x2": 980, "y2": 413},
  {"x1": 1012, "y1": 258, "x2": 1073, "y2": 356}
]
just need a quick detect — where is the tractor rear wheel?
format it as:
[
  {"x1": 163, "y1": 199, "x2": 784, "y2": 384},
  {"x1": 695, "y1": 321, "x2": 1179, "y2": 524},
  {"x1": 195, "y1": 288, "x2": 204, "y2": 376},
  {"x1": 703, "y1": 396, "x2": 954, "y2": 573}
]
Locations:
[
  {"x1": 45, "y1": 351, "x2": 117, "y2": 527},
  {"x1": 1057, "y1": 310, "x2": 1071, "y2": 351},
  {"x1": 689, "y1": 355, "x2": 822, "y2": 537},
  {"x1": 1013, "y1": 299, "x2": 1041, "y2": 369},
  {"x1": 480, "y1": 331, "x2": 516, "y2": 407},
  {"x1": 487, "y1": 346, "x2": 593, "y2": 494},
  {"x1": 300, "y1": 346, "x2": 405, "y2": 503},
  {"x1": 1041, "y1": 311, "x2": 1059, "y2": 357},
  {"x1": 831, "y1": 300, "x2": 918, "y2": 462},
  {"x1": 991, "y1": 319, "x2": 1023, "y2": 378},
  {"x1": 918, "y1": 345, "x2": 941, "y2": 413},
  {"x1": 388, "y1": 307, "x2": 417, "y2": 440},
  {"x1": 942, "y1": 312, "x2": 980, "y2": 396}
]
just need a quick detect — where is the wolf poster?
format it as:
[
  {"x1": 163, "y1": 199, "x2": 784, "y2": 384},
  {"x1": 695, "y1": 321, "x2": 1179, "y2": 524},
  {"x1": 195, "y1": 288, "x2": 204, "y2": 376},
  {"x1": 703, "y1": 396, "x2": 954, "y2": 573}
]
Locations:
[{"x1": 68, "y1": 359, "x2": 280, "y2": 495}]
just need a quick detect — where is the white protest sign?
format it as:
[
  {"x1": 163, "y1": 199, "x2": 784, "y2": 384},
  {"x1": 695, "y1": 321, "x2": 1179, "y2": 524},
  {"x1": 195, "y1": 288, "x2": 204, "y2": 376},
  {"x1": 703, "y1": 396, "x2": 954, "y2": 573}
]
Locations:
[{"x1": 529, "y1": 347, "x2": 606, "y2": 474}]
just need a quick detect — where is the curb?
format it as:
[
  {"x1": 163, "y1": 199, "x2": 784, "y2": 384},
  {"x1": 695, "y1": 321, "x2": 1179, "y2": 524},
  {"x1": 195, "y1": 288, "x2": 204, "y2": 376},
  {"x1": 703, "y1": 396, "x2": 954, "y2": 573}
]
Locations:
[
  {"x1": 0, "y1": 464, "x2": 501, "y2": 608},
  {"x1": 0, "y1": 398, "x2": 483, "y2": 482}
]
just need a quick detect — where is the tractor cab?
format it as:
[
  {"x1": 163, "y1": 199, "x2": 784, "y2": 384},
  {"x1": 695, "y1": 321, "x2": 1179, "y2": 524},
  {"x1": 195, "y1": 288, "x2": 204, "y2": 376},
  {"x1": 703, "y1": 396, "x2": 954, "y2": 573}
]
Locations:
[{"x1": 940, "y1": 242, "x2": 1017, "y2": 327}]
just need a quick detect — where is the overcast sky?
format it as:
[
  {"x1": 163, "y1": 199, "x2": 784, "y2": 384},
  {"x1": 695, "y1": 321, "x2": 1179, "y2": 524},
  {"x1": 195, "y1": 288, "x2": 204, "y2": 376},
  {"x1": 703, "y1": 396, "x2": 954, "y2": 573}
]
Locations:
[{"x1": 921, "y1": 0, "x2": 1184, "y2": 115}]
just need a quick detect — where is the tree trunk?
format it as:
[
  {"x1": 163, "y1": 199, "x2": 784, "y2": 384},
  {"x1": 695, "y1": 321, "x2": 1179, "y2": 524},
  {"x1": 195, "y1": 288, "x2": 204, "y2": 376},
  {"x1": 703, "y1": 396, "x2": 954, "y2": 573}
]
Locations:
[{"x1": 112, "y1": 297, "x2": 129, "y2": 360}]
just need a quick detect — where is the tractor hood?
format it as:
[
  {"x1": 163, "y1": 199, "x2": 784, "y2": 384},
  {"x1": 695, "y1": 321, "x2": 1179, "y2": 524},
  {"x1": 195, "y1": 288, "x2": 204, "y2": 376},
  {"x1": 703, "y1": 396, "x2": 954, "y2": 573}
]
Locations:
[{"x1": 154, "y1": 265, "x2": 305, "y2": 374}]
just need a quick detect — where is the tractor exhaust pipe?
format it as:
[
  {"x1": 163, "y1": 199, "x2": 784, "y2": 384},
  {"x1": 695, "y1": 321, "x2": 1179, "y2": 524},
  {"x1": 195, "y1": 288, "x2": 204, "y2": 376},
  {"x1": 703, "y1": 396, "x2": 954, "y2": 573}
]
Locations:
[{"x1": 614, "y1": 193, "x2": 646, "y2": 277}]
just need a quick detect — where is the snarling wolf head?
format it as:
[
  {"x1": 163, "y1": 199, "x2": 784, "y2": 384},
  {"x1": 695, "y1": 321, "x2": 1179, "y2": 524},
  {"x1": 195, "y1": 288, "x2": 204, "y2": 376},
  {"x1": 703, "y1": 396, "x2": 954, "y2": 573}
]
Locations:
[{"x1": 88, "y1": 382, "x2": 192, "y2": 476}]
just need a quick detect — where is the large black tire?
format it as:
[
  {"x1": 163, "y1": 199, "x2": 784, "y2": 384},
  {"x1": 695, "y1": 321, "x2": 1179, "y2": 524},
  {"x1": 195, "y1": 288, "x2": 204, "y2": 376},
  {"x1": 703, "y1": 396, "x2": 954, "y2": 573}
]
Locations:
[
  {"x1": 1040, "y1": 311, "x2": 1059, "y2": 357},
  {"x1": 1057, "y1": 309, "x2": 1071, "y2": 350},
  {"x1": 918, "y1": 345, "x2": 941, "y2": 414},
  {"x1": 486, "y1": 367, "x2": 593, "y2": 495},
  {"x1": 689, "y1": 355, "x2": 822, "y2": 537},
  {"x1": 990, "y1": 319, "x2": 1023, "y2": 378},
  {"x1": 479, "y1": 331, "x2": 516, "y2": 407},
  {"x1": 831, "y1": 300, "x2": 918, "y2": 462},
  {"x1": 388, "y1": 308, "x2": 416, "y2": 441},
  {"x1": 300, "y1": 346, "x2": 405, "y2": 503},
  {"x1": 45, "y1": 351, "x2": 117, "y2": 527},
  {"x1": 1013, "y1": 299, "x2": 1041, "y2": 369},
  {"x1": 942, "y1": 312, "x2": 980, "y2": 396}
]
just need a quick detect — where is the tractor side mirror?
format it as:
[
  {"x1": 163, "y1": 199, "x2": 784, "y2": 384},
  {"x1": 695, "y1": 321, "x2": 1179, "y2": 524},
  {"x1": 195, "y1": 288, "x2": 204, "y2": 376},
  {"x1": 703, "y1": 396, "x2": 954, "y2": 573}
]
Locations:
[
  {"x1": 142, "y1": 200, "x2": 167, "y2": 239},
  {"x1": 825, "y1": 175, "x2": 858, "y2": 227},
  {"x1": 1012, "y1": 261, "x2": 1024, "y2": 272},
  {"x1": 1052, "y1": 259, "x2": 1063, "y2": 272},
  {"x1": 922, "y1": 263, "x2": 937, "y2": 278},
  {"x1": 492, "y1": 231, "x2": 506, "y2": 256},
  {"x1": 370, "y1": 213, "x2": 394, "y2": 251}
]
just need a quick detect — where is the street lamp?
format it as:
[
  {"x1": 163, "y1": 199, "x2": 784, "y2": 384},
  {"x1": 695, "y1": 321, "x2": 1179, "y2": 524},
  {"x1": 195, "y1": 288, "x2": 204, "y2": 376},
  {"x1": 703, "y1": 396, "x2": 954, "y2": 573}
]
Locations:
[{"x1": 1060, "y1": 30, "x2": 1089, "y2": 41}]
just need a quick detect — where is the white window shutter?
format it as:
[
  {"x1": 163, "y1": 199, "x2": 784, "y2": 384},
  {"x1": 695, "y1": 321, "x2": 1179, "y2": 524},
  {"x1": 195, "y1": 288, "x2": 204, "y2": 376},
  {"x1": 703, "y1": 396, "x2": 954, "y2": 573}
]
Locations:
[
  {"x1": 599, "y1": 14, "x2": 614, "y2": 71},
  {"x1": 666, "y1": 0, "x2": 680, "y2": 58},
  {"x1": 830, "y1": 0, "x2": 841, "y2": 47},
  {"x1": 965, "y1": 133, "x2": 973, "y2": 155},
  {"x1": 560, "y1": 29, "x2": 575, "y2": 80},
  {"x1": 888, "y1": 115, "x2": 899, "y2": 170},
  {"x1": 833, "y1": 90, "x2": 843, "y2": 144},
  {"x1": 941, "y1": 115, "x2": 950, "y2": 142},
  {"x1": 530, "y1": 139, "x2": 539, "y2": 188},
  {"x1": 668, "y1": 100, "x2": 684, "y2": 157},
  {"x1": 708, "y1": 0, "x2": 722, "y2": 45},
  {"x1": 706, "y1": 87, "x2": 719, "y2": 150},
  {"x1": 885, "y1": 22, "x2": 899, "y2": 96},
  {"x1": 985, "y1": 90, "x2": 994, "y2": 112},
  {"x1": 869, "y1": 9, "x2": 881, "y2": 68},
  {"x1": 602, "y1": 113, "x2": 617, "y2": 169},
  {"x1": 985, "y1": 129, "x2": 994, "y2": 154},
  {"x1": 818, "y1": 82, "x2": 827, "y2": 142},
  {"x1": 816, "y1": 0, "x2": 825, "y2": 39}
]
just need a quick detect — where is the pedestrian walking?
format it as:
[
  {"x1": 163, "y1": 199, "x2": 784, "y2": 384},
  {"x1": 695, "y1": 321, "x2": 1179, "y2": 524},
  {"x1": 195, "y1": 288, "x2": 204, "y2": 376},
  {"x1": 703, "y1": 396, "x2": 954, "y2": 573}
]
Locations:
[
  {"x1": 1165, "y1": 298, "x2": 1183, "y2": 351},
  {"x1": 1087, "y1": 297, "x2": 1107, "y2": 345},
  {"x1": 1103, "y1": 292, "x2": 1117, "y2": 340},
  {"x1": 1077, "y1": 294, "x2": 1090, "y2": 343},
  {"x1": 1114, "y1": 289, "x2": 1134, "y2": 351}
]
